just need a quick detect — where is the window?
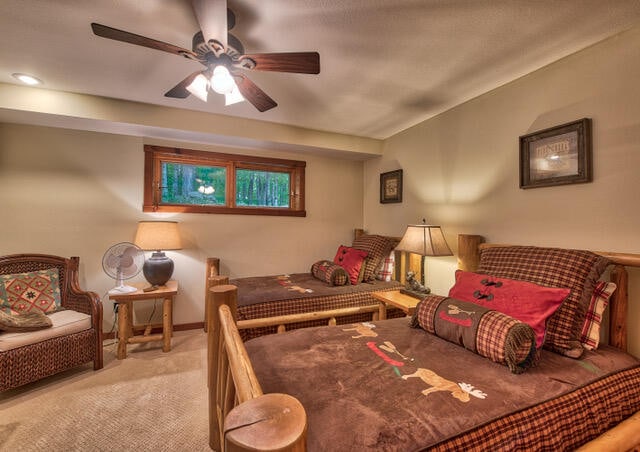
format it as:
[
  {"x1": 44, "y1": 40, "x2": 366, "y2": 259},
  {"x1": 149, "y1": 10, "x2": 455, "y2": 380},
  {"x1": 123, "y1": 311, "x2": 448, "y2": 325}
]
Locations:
[{"x1": 143, "y1": 145, "x2": 305, "y2": 216}]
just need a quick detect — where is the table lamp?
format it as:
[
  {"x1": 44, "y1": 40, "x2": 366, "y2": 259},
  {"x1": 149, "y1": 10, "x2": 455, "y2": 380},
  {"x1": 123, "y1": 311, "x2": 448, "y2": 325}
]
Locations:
[
  {"x1": 395, "y1": 220, "x2": 453, "y2": 298},
  {"x1": 134, "y1": 221, "x2": 182, "y2": 287}
]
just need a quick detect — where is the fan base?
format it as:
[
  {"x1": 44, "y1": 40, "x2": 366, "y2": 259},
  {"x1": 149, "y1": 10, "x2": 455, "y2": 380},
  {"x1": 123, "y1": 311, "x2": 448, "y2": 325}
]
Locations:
[{"x1": 108, "y1": 285, "x2": 138, "y2": 295}]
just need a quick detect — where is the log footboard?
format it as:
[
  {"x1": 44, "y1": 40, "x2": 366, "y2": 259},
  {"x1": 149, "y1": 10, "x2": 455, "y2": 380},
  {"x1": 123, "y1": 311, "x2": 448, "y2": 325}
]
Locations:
[{"x1": 207, "y1": 284, "x2": 307, "y2": 451}]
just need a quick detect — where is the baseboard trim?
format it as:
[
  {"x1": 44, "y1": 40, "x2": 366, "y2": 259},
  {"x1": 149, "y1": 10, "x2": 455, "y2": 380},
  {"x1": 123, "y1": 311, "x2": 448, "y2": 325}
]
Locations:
[{"x1": 102, "y1": 321, "x2": 205, "y2": 340}]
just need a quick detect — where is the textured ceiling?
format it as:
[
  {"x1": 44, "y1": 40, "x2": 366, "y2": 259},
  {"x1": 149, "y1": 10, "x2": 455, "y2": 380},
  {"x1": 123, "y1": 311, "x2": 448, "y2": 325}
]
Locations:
[{"x1": 1, "y1": 0, "x2": 640, "y2": 140}]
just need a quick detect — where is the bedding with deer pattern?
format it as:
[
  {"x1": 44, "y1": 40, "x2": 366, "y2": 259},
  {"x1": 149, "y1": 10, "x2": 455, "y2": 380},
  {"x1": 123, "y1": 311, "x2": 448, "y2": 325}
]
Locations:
[{"x1": 245, "y1": 316, "x2": 640, "y2": 451}]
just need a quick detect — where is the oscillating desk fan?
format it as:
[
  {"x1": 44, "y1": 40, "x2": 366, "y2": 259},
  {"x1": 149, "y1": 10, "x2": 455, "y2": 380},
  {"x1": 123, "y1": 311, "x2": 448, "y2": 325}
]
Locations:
[{"x1": 102, "y1": 242, "x2": 145, "y2": 295}]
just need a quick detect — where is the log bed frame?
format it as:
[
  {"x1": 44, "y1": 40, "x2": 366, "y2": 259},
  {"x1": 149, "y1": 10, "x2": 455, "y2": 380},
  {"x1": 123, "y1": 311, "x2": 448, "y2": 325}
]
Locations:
[{"x1": 206, "y1": 234, "x2": 640, "y2": 451}]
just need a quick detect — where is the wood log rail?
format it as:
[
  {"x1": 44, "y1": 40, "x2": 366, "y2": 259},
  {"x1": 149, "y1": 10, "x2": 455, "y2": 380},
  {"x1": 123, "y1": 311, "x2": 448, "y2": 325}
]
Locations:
[{"x1": 238, "y1": 304, "x2": 381, "y2": 333}]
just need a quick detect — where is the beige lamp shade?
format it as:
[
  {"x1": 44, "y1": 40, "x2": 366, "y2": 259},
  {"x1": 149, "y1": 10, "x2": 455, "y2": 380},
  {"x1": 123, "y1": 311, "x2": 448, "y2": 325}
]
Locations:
[
  {"x1": 396, "y1": 224, "x2": 453, "y2": 256},
  {"x1": 134, "y1": 221, "x2": 182, "y2": 251}
]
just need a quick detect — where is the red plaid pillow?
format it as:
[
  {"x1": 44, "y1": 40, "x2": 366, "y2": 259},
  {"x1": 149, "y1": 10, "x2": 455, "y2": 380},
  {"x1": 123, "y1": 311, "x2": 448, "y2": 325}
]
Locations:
[
  {"x1": 478, "y1": 246, "x2": 609, "y2": 357},
  {"x1": 311, "y1": 260, "x2": 349, "y2": 286},
  {"x1": 376, "y1": 251, "x2": 395, "y2": 282},
  {"x1": 411, "y1": 294, "x2": 538, "y2": 374},
  {"x1": 580, "y1": 281, "x2": 616, "y2": 350},
  {"x1": 352, "y1": 235, "x2": 396, "y2": 282}
]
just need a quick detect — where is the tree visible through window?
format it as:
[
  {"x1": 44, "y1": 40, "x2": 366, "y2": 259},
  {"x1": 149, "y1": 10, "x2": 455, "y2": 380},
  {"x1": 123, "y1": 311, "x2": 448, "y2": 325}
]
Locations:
[{"x1": 143, "y1": 145, "x2": 305, "y2": 216}]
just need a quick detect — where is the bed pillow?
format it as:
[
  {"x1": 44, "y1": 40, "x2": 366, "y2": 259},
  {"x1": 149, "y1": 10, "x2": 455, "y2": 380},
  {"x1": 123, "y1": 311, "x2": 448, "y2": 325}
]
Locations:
[
  {"x1": 352, "y1": 234, "x2": 396, "y2": 282},
  {"x1": 580, "y1": 281, "x2": 616, "y2": 350},
  {"x1": 311, "y1": 260, "x2": 349, "y2": 286},
  {"x1": 448, "y1": 270, "x2": 569, "y2": 348},
  {"x1": 0, "y1": 309, "x2": 53, "y2": 332},
  {"x1": 376, "y1": 251, "x2": 395, "y2": 282},
  {"x1": 411, "y1": 294, "x2": 538, "y2": 374},
  {"x1": 333, "y1": 246, "x2": 368, "y2": 285},
  {"x1": 478, "y1": 246, "x2": 609, "y2": 358},
  {"x1": 0, "y1": 268, "x2": 63, "y2": 315}
]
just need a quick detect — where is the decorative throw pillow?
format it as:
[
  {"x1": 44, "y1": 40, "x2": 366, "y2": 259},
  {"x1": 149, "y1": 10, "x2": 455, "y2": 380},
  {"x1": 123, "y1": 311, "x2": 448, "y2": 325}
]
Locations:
[
  {"x1": 411, "y1": 294, "x2": 538, "y2": 374},
  {"x1": 333, "y1": 246, "x2": 368, "y2": 285},
  {"x1": 580, "y1": 281, "x2": 616, "y2": 350},
  {"x1": 376, "y1": 251, "x2": 395, "y2": 282},
  {"x1": 448, "y1": 270, "x2": 569, "y2": 348},
  {"x1": 311, "y1": 260, "x2": 349, "y2": 286},
  {"x1": 0, "y1": 309, "x2": 53, "y2": 332},
  {"x1": 0, "y1": 268, "x2": 63, "y2": 315},
  {"x1": 477, "y1": 246, "x2": 609, "y2": 358},
  {"x1": 352, "y1": 234, "x2": 396, "y2": 282}
]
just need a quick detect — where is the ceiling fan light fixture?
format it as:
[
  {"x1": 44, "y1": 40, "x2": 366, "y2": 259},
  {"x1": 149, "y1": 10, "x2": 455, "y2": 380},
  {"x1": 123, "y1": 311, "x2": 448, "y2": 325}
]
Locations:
[
  {"x1": 186, "y1": 73, "x2": 209, "y2": 102},
  {"x1": 210, "y1": 65, "x2": 235, "y2": 94},
  {"x1": 225, "y1": 84, "x2": 244, "y2": 105}
]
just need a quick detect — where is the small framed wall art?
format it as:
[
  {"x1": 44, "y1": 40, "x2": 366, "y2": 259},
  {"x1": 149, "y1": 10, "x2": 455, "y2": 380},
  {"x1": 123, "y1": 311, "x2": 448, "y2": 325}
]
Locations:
[
  {"x1": 380, "y1": 169, "x2": 403, "y2": 203},
  {"x1": 519, "y1": 118, "x2": 592, "y2": 189}
]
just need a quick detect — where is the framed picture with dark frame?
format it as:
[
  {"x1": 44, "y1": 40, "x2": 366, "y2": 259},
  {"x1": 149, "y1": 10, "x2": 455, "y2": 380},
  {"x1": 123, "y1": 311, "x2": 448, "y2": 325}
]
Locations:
[
  {"x1": 380, "y1": 169, "x2": 403, "y2": 203},
  {"x1": 519, "y1": 118, "x2": 592, "y2": 189}
]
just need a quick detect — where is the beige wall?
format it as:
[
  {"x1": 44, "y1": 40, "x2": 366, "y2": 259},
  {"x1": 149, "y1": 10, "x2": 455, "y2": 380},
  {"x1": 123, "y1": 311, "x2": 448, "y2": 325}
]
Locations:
[
  {"x1": 365, "y1": 26, "x2": 640, "y2": 357},
  {"x1": 0, "y1": 123, "x2": 364, "y2": 330}
]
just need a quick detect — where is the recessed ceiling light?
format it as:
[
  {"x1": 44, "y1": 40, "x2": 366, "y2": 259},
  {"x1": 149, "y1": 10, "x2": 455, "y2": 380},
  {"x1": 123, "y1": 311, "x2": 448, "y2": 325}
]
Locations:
[{"x1": 12, "y1": 73, "x2": 43, "y2": 86}]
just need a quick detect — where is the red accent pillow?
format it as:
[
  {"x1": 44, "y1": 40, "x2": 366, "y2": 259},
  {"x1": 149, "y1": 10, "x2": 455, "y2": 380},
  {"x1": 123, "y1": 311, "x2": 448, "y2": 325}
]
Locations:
[
  {"x1": 448, "y1": 270, "x2": 570, "y2": 348},
  {"x1": 333, "y1": 246, "x2": 368, "y2": 285}
]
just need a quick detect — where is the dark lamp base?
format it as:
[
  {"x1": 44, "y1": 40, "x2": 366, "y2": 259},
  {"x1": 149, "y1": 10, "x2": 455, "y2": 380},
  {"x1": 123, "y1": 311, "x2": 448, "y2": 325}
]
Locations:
[{"x1": 143, "y1": 251, "x2": 174, "y2": 286}]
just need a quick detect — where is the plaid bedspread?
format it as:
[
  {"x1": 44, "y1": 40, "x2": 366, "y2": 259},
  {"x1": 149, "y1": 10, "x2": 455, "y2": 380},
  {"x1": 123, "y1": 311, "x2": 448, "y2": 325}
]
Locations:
[{"x1": 232, "y1": 273, "x2": 403, "y2": 340}]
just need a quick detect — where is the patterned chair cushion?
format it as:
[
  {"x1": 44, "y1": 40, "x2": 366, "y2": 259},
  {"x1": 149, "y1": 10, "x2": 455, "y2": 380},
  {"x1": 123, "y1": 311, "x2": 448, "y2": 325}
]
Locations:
[
  {"x1": 0, "y1": 268, "x2": 63, "y2": 315},
  {"x1": 352, "y1": 234, "x2": 396, "y2": 282},
  {"x1": 477, "y1": 246, "x2": 609, "y2": 357}
]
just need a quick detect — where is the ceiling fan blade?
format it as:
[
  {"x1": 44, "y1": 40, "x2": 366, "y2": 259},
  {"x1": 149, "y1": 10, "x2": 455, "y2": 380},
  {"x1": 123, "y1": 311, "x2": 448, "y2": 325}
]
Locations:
[
  {"x1": 239, "y1": 52, "x2": 320, "y2": 74},
  {"x1": 192, "y1": 0, "x2": 227, "y2": 49},
  {"x1": 233, "y1": 74, "x2": 277, "y2": 112},
  {"x1": 91, "y1": 23, "x2": 196, "y2": 59},
  {"x1": 164, "y1": 71, "x2": 202, "y2": 98}
]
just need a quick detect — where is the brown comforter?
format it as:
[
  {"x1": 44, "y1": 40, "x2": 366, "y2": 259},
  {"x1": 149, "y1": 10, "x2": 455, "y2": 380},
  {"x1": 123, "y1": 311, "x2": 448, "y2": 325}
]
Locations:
[{"x1": 245, "y1": 317, "x2": 640, "y2": 451}]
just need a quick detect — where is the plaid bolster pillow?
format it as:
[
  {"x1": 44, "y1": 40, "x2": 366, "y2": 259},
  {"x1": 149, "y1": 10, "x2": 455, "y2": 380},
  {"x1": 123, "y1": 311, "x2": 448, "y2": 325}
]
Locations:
[
  {"x1": 411, "y1": 295, "x2": 538, "y2": 374},
  {"x1": 311, "y1": 260, "x2": 349, "y2": 286}
]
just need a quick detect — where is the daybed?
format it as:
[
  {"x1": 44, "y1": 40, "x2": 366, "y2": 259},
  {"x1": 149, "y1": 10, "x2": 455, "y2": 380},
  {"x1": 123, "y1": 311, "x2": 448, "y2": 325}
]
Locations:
[
  {"x1": 0, "y1": 254, "x2": 103, "y2": 392},
  {"x1": 206, "y1": 235, "x2": 640, "y2": 451},
  {"x1": 205, "y1": 229, "x2": 410, "y2": 340}
]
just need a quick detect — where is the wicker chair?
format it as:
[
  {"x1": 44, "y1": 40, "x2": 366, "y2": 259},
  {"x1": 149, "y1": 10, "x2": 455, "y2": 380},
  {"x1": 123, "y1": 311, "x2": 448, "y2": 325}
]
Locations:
[{"x1": 0, "y1": 254, "x2": 103, "y2": 392}]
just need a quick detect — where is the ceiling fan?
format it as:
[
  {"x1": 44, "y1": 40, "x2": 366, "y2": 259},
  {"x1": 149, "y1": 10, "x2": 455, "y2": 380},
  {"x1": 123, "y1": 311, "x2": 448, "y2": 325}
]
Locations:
[{"x1": 91, "y1": 0, "x2": 320, "y2": 112}]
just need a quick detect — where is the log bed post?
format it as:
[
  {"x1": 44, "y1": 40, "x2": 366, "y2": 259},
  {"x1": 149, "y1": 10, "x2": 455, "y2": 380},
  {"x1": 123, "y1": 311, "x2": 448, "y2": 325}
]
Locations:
[
  {"x1": 205, "y1": 258, "x2": 228, "y2": 332},
  {"x1": 208, "y1": 284, "x2": 307, "y2": 451}
]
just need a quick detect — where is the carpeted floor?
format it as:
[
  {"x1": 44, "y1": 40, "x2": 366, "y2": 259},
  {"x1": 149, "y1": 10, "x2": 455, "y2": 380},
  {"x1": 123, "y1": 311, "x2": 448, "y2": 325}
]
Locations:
[{"x1": 0, "y1": 330, "x2": 210, "y2": 451}]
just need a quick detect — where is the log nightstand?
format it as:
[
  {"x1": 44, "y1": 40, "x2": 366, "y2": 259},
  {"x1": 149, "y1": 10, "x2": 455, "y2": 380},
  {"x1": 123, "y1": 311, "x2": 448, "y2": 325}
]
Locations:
[
  {"x1": 372, "y1": 289, "x2": 421, "y2": 320},
  {"x1": 109, "y1": 280, "x2": 178, "y2": 359}
]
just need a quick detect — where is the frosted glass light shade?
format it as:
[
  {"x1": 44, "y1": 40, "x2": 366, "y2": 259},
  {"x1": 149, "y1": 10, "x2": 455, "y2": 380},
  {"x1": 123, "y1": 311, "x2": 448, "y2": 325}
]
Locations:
[
  {"x1": 186, "y1": 73, "x2": 209, "y2": 102},
  {"x1": 396, "y1": 224, "x2": 452, "y2": 256}
]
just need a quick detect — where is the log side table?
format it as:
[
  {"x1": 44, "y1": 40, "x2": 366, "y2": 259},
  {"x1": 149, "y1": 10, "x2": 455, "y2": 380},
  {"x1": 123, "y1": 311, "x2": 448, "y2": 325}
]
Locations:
[
  {"x1": 109, "y1": 280, "x2": 178, "y2": 359},
  {"x1": 371, "y1": 289, "x2": 421, "y2": 320}
]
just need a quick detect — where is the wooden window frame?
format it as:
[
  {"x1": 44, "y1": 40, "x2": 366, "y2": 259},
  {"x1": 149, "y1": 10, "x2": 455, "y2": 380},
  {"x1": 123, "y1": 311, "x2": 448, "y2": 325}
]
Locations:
[{"x1": 143, "y1": 145, "x2": 306, "y2": 217}]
